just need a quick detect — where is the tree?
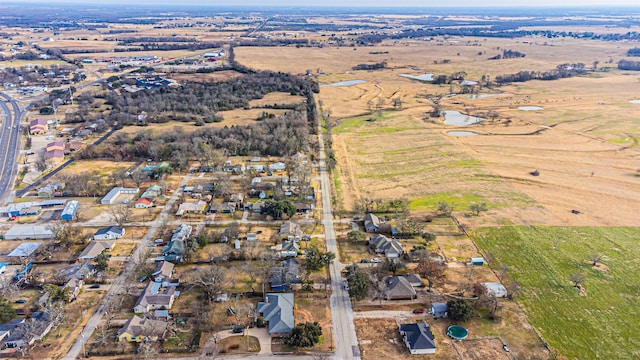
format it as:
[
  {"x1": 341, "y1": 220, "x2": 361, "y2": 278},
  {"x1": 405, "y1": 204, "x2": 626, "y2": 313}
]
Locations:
[
  {"x1": 346, "y1": 264, "x2": 370, "y2": 301},
  {"x1": 437, "y1": 201, "x2": 454, "y2": 216},
  {"x1": 192, "y1": 265, "x2": 227, "y2": 302},
  {"x1": 284, "y1": 322, "x2": 322, "y2": 348},
  {"x1": 262, "y1": 200, "x2": 296, "y2": 219},
  {"x1": 447, "y1": 298, "x2": 474, "y2": 322},
  {"x1": 0, "y1": 298, "x2": 14, "y2": 324},
  {"x1": 95, "y1": 252, "x2": 110, "y2": 272},
  {"x1": 469, "y1": 202, "x2": 488, "y2": 216},
  {"x1": 570, "y1": 272, "x2": 585, "y2": 288},
  {"x1": 42, "y1": 284, "x2": 72, "y2": 304},
  {"x1": 415, "y1": 258, "x2": 445, "y2": 290},
  {"x1": 49, "y1": 222, "x2": 84, "y2": 250},
  {"x1": 305, "y1": 245, "x2": 335, "y2": 271},
  {"x1": 391, "y1": 97, "x2": 402, "y2": 109},
  {"x1": 110, "y1": 203, "x2": 131, "y2": 227},
  {"x1": 347, "y1": 230, "x2": 365, "y2": 242},
  {"x1": 381, "y1": 258, "x2": 404, "y2": 276},
  {"x1": 590, "y1": 253, "x2": 603, "y2": 266}
]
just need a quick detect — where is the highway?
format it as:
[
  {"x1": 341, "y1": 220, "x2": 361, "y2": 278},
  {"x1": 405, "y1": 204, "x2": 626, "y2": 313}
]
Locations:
[
  {"x1": 317, "y1": 107, "x2": 361, "y2": 360},
  {"x1": 0, "y1": 92, "x2": 25, "y2": 204}
]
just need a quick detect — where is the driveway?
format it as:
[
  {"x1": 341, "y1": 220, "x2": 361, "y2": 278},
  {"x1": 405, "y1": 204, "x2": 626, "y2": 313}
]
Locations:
[{"x1": 247, "y1": 327, "x2": 271, "y2": 355}]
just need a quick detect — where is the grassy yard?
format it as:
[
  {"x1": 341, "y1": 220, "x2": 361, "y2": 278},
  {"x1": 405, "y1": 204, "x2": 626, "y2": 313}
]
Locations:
[{"x1": 473, "y1": 226, "x2": 640, "y2": 359}]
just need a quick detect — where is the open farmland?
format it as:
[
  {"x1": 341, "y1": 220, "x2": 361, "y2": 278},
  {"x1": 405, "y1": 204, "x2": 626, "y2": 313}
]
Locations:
[
  {"x1": 237, "y1": 38, "x2": 640, "y2": 227},
  {"x1": 474, "y1": 226, "x2": 640, "y2": 359}
]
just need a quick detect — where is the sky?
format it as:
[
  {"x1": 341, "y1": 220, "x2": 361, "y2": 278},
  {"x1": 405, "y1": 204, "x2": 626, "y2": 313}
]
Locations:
[{"x1": 7, "y1": 0, "x2": 640, "y2": 7}]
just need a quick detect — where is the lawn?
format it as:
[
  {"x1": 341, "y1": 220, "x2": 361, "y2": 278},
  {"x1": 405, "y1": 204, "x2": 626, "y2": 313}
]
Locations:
[{"x1": 473, "y1": 226, "x2": 640, "y2": 359}]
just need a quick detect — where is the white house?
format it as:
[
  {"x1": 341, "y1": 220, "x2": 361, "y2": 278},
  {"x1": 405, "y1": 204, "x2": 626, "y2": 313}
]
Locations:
[{"x1": 93, "y1": 226, "x2": 125, "y2": 240}]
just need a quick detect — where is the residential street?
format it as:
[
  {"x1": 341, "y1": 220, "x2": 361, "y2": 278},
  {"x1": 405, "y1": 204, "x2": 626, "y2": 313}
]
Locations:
[
  {"x1": 62, "y1": 176, "x2": 190, "y2": 360},
  {"x1": 317, "y1": 110, "x2": 361, "y2": 360}
]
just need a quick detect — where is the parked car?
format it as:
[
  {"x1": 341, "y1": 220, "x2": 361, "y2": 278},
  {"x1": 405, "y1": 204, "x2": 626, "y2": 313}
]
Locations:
[
  {"x1": 137, "y1": 276, "x2": 147, "y2": 282},
  {"x1": 370, "y1": 258, "x2": 381, "y2": 263},
  {"x1": 360, "y1": 259, "x2": 369, "y2": 263},
  {"x1": 15, "y1": 299, "x2": 26, "y2": 304},
  {"x1": 89, "y1": 284, "x2": 100, "y2": 289},
  {"x1": 412, "y1": 308, "x2": 425, "y2": 314},
  {"x1": 232, "y1": 326, "x2": 244, "y2": 333}
]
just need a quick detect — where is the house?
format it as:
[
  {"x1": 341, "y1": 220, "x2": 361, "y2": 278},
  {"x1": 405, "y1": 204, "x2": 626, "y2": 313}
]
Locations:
[
  {"x1": 399, "y1": 323, "x2": 437, "y2": 355},
  {"x1": 93, "y1": 226, "x2": 125, "y2": 240},
  {"x1": 117, "y1": 315, "x2": 168, "y2": 342},
  {"x1": 364, "y1": 213, "x2": 381, "y2": 232},
  {"x1": 246, "y1": 232, "x2": 257, "y2": 242},
  {"x1": 430, "y1": 303, "x2": 448, "y2": 318},
  {"x1": 0, "y1": 319, "x2": 25, "y2": 342},
  {"x1": 294, "y1": 202, "x2": 312, "y2": 214},
  {"x1": 152, "y1": 261, "x2": 174, "y2": 283},
  {"x1": 161, "y1": 224, "x2": 192, "y2": 262},
  {"x1": 46, "y1": 141, "x2": 65, "y2": 152},
  {"x1": 401, "y1": 274, "x2": 424, "y2": 288},
  {"x1": 133, "y1": 281, "x2": 179, "y2": 313},
  {"x1": 480, "y1": 282, "x2": 508, "y2": 298},
  {"x1": 176, "y1": 200, "x2": 207, "y2": 216},
  {"x1": 269, "y1": 259, "x2": 301, "y2": 291},
  {"x1": 209, "y1": 202, "x2": 235, "y2": 214},
  {"x1": 229, "y1": 193, "x2": 245, "y2": 209},
  {"x1": 193, "y1": 182, "x2": 214, "y2": 195},
  {"x1": 64, "y1": 141, "x2": 82, "y2": 154},
  {"x1": 279, "y1": 221, "x2": 303, "y2": 239},
  {"x1": 3, "y1": 312, "x2": 54, "y2": 350},
  {"x1": 252, "y1": 201, "x2": 265, "y2": 213},
  {"x1": 135, "y1": 197, "x2": 153, "y2": 208},
  {"x1": 29, "y1": 119, "x2": 48, "y2": 134},
  {"x1": 140, "y1": 185, "x2": 162, "y2": 199},
  {"x1": 63, "y1": 278, "x2": 84, "y2": 302},
  {"x1": 384, "y1": 276, "x2": 417, "y2": 300},
  {"x1": 257, "y1": 293, "x2": 294, "y2": 336},
  {"x1": 37, "y1": 182, "x2": 64, "y2": 198},
  {"x1": 78, "y1": 241, "x2": 114, "y2": 260},
  {"x1": 268, "y1": 162, "x2": 286, "y2": 172},
  {"x1": 60, "y1": 262, "x2": 95, "y2": 281},
  {"x1": 60, "y1": 200, "x2": 79, "y2": 221},
  {"x1": 369, "y1": 234, "x2": 404, "y2": 258},
  {"x1": 277, "y1": 240, "x2": 300, "y2": 258},
  {"x1": 44, "y1": 149, "x2": 65, "y2": 162},
  {"x1": 101, "y1": 187, "x2": 139, "y2": 205}
]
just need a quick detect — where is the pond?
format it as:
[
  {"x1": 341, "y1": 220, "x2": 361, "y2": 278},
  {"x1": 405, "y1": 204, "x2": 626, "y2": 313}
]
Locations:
[
  {"x1": 443, "y1": 111, "x2": 485, "y2": 126},
  {"x1": 320, "y1": 80, "x2": 366, "y2": 87},
  {"x1": 467, "y1": 94, "x2": 503, "y2": 99},
  {"x1": 399, "y1": 73, "x2": 434, "y2": 81},
  {"x1": 630, "y1": 100, "x2": 640, "y2": 104},
  {"x1": 447, "y1": 131, "x2": 478, "y2": 137},
  {"x1": 518, "y1": 106, "x2": 544, "y2": 111}
]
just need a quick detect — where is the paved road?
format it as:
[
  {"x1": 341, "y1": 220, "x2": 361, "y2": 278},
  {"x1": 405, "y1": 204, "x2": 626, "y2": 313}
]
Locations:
[
  {"x1": 0, "y1": 92, "x2": 25, "y2": 204},
  {"x1": 317, "y1": 109, "x2": 361, "y2": 359},
  {"x1": 62, "y1": 176, "x2": 190, "y2": 360}
]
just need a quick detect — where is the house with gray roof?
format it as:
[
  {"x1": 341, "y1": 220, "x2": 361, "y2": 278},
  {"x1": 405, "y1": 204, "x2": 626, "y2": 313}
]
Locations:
[
  {"x1": 93, "y1": 226, "x2": 125, "y2": 240},
  {"x1": 384, "y1": 276, "x2": 417, "y2": 300},
  {"x1": 133, "y1": 281, "x2": 179, "y2": 314},
  {"x1": 3, "y1": 312, "x2": 54, "y2": 350},
  {"x1": 257, "y1": 293, "x2": 294, "y2": 336},
  {"x1": 369, "y1": 234, "x2": 404, "y2": 258},
  {"x1": 399, "y1": 322, "x2": 437, "y2": 354}
]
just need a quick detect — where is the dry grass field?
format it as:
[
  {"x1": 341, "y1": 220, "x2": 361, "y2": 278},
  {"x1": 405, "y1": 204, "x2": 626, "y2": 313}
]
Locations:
[{"x1": 238, "y1": 38, "x2": 640, "y2": 227}]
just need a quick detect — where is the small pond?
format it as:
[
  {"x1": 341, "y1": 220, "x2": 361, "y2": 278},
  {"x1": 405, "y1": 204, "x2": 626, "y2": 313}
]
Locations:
[
  {"x1": 447, "y1": 131, "x2": 478, "y2": 137},
  {"x1": 518, "y1": 106, "x2": 544, "y2": 111},
  {"x1": 399, "y1": 73, "x2": 434, "y2": 81},
  {"x1": 467, "y1": 94, "x2": 503, "y2": 99},
  {"x1": 443, "y1": 111, "x2": 485, "y2": 126},
  {"x1": 630, "y1": 100, "x2": 640, "y2": 104},
  {"x1": 320, "y1": 80, "x2": 366, "y2": 87}
]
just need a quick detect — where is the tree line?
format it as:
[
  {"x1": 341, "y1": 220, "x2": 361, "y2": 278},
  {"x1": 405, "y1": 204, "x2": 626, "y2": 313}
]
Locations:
[
  {"x1": 627, "y1": 48, "x2": 640, "y2": 57},
  {"x1": 494, "y1": 63, "x2": 587, "y2": 85},
  {"x1": 618, "y1": 59, "x2": 640, "y2": 71}
]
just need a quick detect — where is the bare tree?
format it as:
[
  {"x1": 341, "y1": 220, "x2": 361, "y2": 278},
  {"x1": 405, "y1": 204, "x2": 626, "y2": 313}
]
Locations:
[
  {"x1": 192, "y1": 265, "x2": 228, "y2": 302},
  {"x1": 570, "y1": 272, "x2": 585, "y2": 288},
  {"x1": 110, "y1": 203, "x2": 131, "y2": 227},
  {"x1": 590, "y1": 254, "x2": 603, "y2": 266},
  {"x1": 415, "y1": 258, "x2": 445, "y2": 290}
]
